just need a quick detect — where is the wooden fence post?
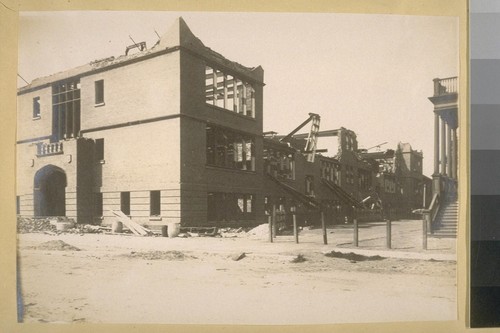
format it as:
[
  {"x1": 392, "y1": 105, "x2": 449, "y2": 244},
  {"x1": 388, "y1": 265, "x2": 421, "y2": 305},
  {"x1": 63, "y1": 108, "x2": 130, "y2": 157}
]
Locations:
[
  {"x1": 321, "y1": 210, "x2": 327, "y2": 245},
  {"x1": 293, "y1": 213, "x2": 299, "y2": 244},
  {"x1": 272, "y1": 204, "x2": 277, "y2": 239},
  {"x1": 386, "y1": 219, "x2": 392, "y2": 249},
  {"x1": 353, "y1": 207, "x2": 358, "y2": 247},
  {"x1": 422, "y1": 213, "x2": 428, "y2": 250}
]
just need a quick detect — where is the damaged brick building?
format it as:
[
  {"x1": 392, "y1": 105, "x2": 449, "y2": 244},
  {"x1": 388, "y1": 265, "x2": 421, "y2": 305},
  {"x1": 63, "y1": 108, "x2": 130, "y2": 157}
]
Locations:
[{"x1": 16, "y1": 17, "x2": 432, "y2": 229}]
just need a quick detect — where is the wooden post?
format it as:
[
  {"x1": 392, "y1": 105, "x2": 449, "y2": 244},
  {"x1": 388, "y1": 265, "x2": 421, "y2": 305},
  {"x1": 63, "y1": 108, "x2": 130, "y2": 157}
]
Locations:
[
  {"x1": 386, "y1": 219, "x2": 392, "y2": 249},
  {"x1": 293, "y1": 213, "x2": 299, "y2": 244},
  {"x1": 272, "y1": 204, "x2": 277, "y2": 239},
  {"x1": 423, "y1": 184, "x2": 427, "y2": 208},
  {"x1": 268, "y1": 214, "x2": 273, "y2": 243},
  {"x1": 423, "y1": 214, "x2": 428, "y2": 250},
  {"x1": 353, "y1": 213, "x2": 358, "y2": 247},
  {"x1": 321, "y1": 210, "x2": 327, "y2": 245}
]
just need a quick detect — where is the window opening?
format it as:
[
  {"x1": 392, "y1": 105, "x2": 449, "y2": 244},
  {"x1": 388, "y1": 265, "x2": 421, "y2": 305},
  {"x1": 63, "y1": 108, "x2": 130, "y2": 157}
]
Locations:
[
  {"x1": 33, "y1": 97, "x2": 41, "y2": 118},
  {"x1": 305, "y1": 176, "x2": 315, "y2": 196},
  {"x1": 121, "y1": 192, "x2": 130, "y2": 215},
  {"x1": 206, "y1": 125, "x2": 255, "y2": 171},
  {"x1": 94, "y1": 193, "x2": 103, "y2": 217},
  {"x1": 95, "y1": 138, "x2": 104, "y2": 161},
  {"x1": 263, "y1": 147, "x2": 295, "y2": 180},
  {"x1": 150, "y1": 191, "x2": 161, "y2": 216},
  {"x1": 52, "y1": 79, "x2": 81, "y2": 141},
  {"x1": 95, "y1": 80, "x2": 104, "y2": 105},
  {"x1": 207, "y1": 192, "x2": 255, "y2": 221},
  {"x1": 205, "y1": 65, "x2": 255, "y2": 118}
]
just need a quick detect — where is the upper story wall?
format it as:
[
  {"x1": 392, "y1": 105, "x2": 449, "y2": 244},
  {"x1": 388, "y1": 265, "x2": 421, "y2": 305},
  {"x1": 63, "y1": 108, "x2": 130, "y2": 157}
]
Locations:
[
  {"x1": 81, "y1": 52, "x2": 180, "y2": 131},
  {"x1": 17, "y1": 51, "x2": 181, "y2": 143},
  {"x1": 17, "y1": 86, "x2": 53, "y2": 142},
  {"x1": 179, "y1": 50, "x2": 263, "y2": 136}
]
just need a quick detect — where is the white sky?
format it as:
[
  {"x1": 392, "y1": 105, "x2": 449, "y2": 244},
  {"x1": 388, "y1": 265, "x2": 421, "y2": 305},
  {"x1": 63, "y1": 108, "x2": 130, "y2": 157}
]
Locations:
[{"x1": 18, "y1": 11, "x2": 459, "y2": 177}]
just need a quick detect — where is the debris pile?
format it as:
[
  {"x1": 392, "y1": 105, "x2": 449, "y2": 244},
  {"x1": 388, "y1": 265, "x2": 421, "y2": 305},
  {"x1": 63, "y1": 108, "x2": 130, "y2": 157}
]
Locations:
[
  {"x1": 17, "y1": 217, "x2": 56, "y2": 234},
  {"x1": 231, "y1": 252, "x2": 246, "y2": 261},
  {"x1": 125, "y1": 250, "x2": 193, "y2": 261},
  {"x1": 290, "y1": 254, "x2": 307, "y2": 263},
  {"x1": 17, "y1": 217, "x2": 110, "y2": 235},
  {"x1": 30, "y1": 240, "x2": 81, "y2": 251},
  {"x1": 180, "y1": 226, "x2": 218, "y2": 237},
  {"x1": 246, "y1": 224, "x2": 270, "y2": 240},
  {"x1": 218, "y1": 227, "x2": 246, "y2": 238},
  {"x1": 325, "y1": 250, "x2": 385, "y2": 262}
]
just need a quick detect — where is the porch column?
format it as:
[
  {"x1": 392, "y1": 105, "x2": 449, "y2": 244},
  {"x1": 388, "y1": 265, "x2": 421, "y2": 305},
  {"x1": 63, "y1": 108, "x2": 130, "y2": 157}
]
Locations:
[
  {"x1": 447, "y1": 123, "x2": 452, "y2": 177},
  {"x1": 434, "y1": 113, "x2": 440, "y2": 175},
  {"x1": 452, "y1": 128, "x2": 458, "y2": 179},
  {"x1": 441, "y1": 117, "x2": 446, "y2": 175}
]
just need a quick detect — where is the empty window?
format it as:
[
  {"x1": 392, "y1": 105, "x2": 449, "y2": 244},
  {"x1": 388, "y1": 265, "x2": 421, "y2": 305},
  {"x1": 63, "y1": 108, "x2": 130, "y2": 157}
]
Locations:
[
  {"x1": 206, "y1": 125, "x2": 255, "y2": 171},
  {"x1": 207, "y1": 192, "x2": 255, "y2": 221},
  {"x1": 263, "y1": 146, "x2": 295, "y2": 180},
  {"x1": 94, "y1": 193, "x2": 103, "y2": 217},
  {"x1": 150, "y1": 191, "x2": 161, "y2": 216},
  {"x1": 120, "y1": 192, "x2": 130, "y2": 215},
  {"x1": 52, "y1": 79, "x2": 81, "y2": 141},
  {"x1": 305, "y1": 176, "x2": 315, "y2": 196},
  {"x1": 95, "y1": 80, "x2": 104, "y2": 104},
  {"x1": 205, "y1": 65, "x2": 255, "y2": 118},
  {"x1": 33, "y1": 97, "x2": 40, "y2": 118},
  {"x1": 320, "y1": 160, "x2": 338, "y2": 183},
  {"x1": 95, "y1": 138, "x2": 104, "y2": 161}
]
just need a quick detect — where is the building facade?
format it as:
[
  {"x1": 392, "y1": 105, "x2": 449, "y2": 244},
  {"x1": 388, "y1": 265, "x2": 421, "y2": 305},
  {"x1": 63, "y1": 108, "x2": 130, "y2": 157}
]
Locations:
[{"x1": 16, "y1": 18, "x2": 430, "y2": 229}]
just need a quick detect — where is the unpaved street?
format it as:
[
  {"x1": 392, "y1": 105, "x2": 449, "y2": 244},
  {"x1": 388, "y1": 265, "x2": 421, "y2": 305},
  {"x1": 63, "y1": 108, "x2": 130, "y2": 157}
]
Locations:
[{"x1": 17, "y1": 221, "x2": 456, "y2": 325}]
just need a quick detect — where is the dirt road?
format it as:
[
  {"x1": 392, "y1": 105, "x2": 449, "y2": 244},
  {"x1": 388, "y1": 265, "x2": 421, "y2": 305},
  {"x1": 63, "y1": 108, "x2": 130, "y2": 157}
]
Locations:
[{"x1": 17, "y1": 227, "x2": 456, "y2": 325}]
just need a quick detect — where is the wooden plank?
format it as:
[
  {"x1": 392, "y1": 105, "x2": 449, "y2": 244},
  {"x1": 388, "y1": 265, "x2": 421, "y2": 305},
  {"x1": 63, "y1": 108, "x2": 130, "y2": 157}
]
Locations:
[{"x1": 110, "y1": 210, "x2": 149, "y2": 236}]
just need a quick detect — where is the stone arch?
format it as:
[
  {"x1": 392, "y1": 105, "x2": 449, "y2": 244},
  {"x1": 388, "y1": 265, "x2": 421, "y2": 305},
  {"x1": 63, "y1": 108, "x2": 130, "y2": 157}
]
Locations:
[{"x1": 34, "y1": 165, "x2": 67, "y2": 217}]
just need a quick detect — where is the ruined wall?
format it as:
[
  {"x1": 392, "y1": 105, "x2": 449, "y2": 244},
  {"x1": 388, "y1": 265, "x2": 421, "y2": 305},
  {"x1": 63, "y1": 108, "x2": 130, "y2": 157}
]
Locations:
[{"x1": 178, "y1": 49, "x2": 265, "y2": 227}]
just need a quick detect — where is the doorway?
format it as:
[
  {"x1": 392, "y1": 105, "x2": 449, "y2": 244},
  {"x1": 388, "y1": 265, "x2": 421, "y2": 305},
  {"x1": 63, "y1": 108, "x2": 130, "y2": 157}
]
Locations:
[{"x1": 34, "y1": 165, "x2": 67, "y2": 217}]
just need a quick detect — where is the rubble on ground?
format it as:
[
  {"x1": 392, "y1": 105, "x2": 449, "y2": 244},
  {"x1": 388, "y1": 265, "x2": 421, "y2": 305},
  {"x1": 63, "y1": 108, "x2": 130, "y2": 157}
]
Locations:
[
  {"x1": 29, "y1": 240, "x2": 81, "y2": 251},
  {"x1": 325, "y1": 250, "x2": 385, "y2": 262},
  {"x1": 246, "y1": 224, "x2": 270, "y2": 240},
  {"x1": 218, "y1": 227, "x2": 247, "y2": 238},
  {"x1": 231, "y1": 252, "x2": 246, "y2": 261},
  {"x1": 17, "y1": 217, "x2": 111, "y2": 235},
  {"x1": 290, "y1": 254, "x2": 307, "y2": 263},
  {"x1": 124, "y1": 250, "x2": 194, "y2": 260}
]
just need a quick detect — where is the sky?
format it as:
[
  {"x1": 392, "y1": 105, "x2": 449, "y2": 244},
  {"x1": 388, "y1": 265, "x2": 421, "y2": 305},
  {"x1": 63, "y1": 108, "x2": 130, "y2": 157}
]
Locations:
[{"x1": 18, "y1": 11, "x2": 459, "y2": 176}]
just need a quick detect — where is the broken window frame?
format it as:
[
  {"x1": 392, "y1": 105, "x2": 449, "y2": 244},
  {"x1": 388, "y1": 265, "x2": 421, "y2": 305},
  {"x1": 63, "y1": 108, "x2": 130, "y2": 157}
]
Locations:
[
  {"x1": 206, "y1": 125, "x2": 255, "y2": 171},
  {"x1": 205, "y1": 65, "x2": 255, "y2": 118},
  {"x1": 207, "y1": 192, "x2": 255, "y2": 222},
  {"x1": 32, "y1": 96, "x2": 41, "y2": 119},
  {"x1": 320, "y1": 160, "x2": 339, "y2": 183},
  {"x1": 263, "y1": 147, "x2": 295, "y2": 180},
  {"x1": 52, "y1": 79, "x2": 81, "y2": 141},
  {"x1": 305, "y1": 175, "x2": 315, "y2": 197}
]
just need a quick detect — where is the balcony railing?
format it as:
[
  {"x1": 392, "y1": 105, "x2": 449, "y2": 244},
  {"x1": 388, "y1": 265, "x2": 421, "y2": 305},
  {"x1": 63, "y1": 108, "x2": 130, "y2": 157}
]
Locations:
[
  {"x1": 433, "y1": 76, "x2": 458, "y2": 97},
  {"x1": 36, "y1": 142, "x2": 63, "y2": 157}
]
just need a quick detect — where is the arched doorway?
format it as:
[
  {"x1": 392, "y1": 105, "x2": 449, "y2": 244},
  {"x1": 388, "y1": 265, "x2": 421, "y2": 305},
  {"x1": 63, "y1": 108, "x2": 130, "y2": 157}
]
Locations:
[{"x1": 34, "y1": 165, "x2": 67, "y2": 217}]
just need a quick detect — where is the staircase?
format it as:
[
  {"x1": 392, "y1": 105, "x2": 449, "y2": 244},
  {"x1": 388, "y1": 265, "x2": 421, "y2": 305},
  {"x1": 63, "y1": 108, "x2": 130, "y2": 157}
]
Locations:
[{"x1": 431, "y1": 199, "x2": 458, "y2": 238}]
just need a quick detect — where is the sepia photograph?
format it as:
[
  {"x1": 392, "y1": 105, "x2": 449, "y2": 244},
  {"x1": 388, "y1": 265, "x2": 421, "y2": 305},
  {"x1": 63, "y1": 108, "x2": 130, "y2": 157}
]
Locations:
[{"x1": 15, "y1": 11, "x2": 460, "y2": 325}]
